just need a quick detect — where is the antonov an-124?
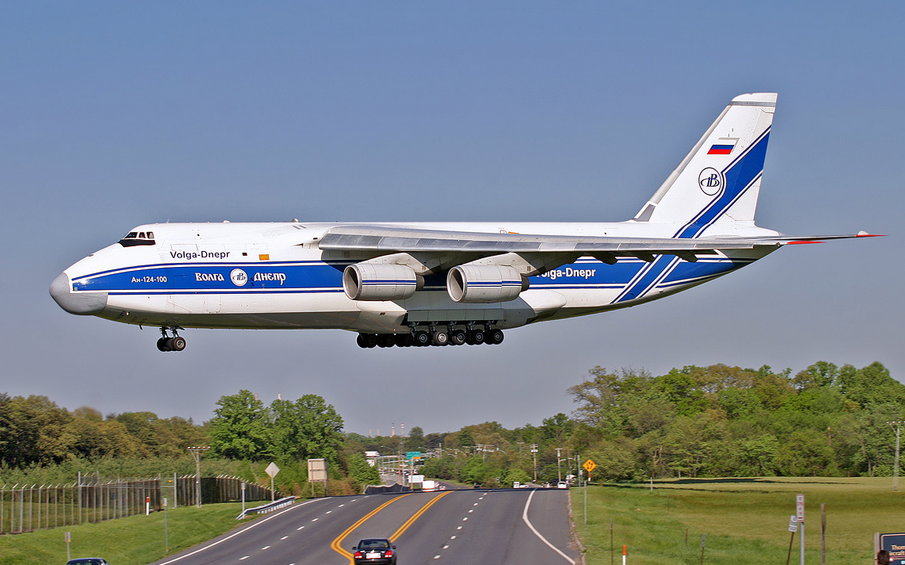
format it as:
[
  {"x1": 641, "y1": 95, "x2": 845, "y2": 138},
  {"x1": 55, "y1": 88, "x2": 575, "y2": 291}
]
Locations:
[{"x1": 51, "y1": 93, "x2": 878, "y2": 351}]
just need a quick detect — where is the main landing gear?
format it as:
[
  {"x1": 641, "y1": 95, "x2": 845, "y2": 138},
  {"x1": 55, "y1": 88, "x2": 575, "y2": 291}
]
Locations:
[
  {"x1": 356, "y1": 323, "x2": 505, "y2": 349},
  {"x1": 156, "y1": 327, "x2": 186, "y2": 352}
]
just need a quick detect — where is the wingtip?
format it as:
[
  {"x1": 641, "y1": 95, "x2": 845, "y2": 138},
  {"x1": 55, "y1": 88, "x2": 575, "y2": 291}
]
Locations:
[{"x1": 856, "y1": 231, "x2": 885, "y2": 238}]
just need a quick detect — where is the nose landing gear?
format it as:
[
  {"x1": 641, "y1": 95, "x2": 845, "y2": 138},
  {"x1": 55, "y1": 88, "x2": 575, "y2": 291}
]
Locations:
[{"x1": 156, "y1": 327, "x2": 186, "y2": 352}]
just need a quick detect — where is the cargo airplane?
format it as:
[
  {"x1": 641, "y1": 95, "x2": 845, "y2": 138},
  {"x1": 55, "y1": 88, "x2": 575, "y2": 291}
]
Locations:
[{"x1": 50, "y1": 93, "x2": 877, "y2": 351}]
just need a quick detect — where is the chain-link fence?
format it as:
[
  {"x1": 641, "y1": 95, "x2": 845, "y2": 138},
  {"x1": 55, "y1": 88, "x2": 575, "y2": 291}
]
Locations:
[{"x1": 0, "y1": 474, "x2": 276, "y2": 534}]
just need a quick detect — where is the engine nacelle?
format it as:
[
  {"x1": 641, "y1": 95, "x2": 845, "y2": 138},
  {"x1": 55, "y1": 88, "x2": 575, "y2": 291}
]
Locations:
[
  {"x1": 343, "y1": 263, "x2": 419, "y2": 301},
  {"x1": 447, "y1": 265, "x2": 528, "y2": 303}
]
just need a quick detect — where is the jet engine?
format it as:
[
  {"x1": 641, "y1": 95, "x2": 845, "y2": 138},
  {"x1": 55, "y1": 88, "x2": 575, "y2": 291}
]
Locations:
[
  {"x1": 342, "y1": 263, "x2": 419, "y2": 301},
  {"x1": 447, "y1": 264, "x2": 528, "y2": 303}
]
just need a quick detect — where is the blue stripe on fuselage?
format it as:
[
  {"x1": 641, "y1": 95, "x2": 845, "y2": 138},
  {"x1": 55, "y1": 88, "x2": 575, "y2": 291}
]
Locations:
[{"x1": 72, "y1": 259, "x2": 746, "y2": 301}]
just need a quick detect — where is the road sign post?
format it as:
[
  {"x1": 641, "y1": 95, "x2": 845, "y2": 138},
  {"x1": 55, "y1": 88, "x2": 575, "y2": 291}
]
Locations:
[
  {"x1": 583, "y1": 459, "x2": 596, "y2": 527},
  {"x1": 265, "y1": 462, "x2": 280, "y2": 502},
  {"x1": 583, "y1": 459, "x2": 597, "y2": 482}
]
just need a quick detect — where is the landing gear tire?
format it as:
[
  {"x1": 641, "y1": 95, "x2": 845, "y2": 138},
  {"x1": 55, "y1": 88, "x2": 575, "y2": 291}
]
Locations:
[
  {"x1": 377, "y1": 334, "x2": 395, "y2": 348},
  {"x1": 394, "y1": 334, "x2": 414, "y2": 347},
  {"x1": 169, "y1": 336, "x2": 187, "y2": 351},
  {"x1": 157, "y1": 338, "x2": 170, "y2": 352},
  {"x1": 450, "y1": 330, "x2": 467, "y2": 346},
  {"x1": 357, "y1": 333, "x2": 378, "y2": 348},
  {"x1": 469, "y1": 329, "x2": 485, "y2": 345},
  {"x1": 487, "y1": 329, "x2": 504, "y2": 345},
  {"x1": 413, "y1": 331, "x2": 431, "y2": 347},
  {"x1": 432, "y1": 331, "x2": 449, "y2": 346}
]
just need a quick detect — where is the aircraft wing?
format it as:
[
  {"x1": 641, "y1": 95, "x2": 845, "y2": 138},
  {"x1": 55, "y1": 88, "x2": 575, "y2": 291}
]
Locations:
[{"x1": 318, "y1": 225, "x2": 877, "y2": 262}]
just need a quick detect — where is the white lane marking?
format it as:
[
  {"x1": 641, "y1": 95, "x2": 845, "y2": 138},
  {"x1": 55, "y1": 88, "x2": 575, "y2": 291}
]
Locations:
[
  {"x1": 522, "y1": 490, "x2": 575, "y2": 564},
  {"x1": 239, "y1": 557, "x2": 249, "y2": 561},
  {"x1": 297, "y1": 526, "x2": 305, "y2": 530},
  {"x1": 155, "y1": 498, "x2": 323, "y2": 564},
  {"x1": 443, "y1": 545, "x2": 449, "y2": 549},
  {"x1": 433, "y1": 556, "x2": 441, "y2": 560},
  {"x1": 456, "y1": 526, "x2": 462, "y2": 530},
  {"x1": 339, "y1": 504, "x2": 345, "y2": 507},
  {"x1": 450, "y1": 535, "x2": 456, "y2": 540},
  {"x1": 473, "y1": 503, "x2": 479, "y2": 506},
  {"x1": 468, "y1": 509, "x2": 473, "y2": 513},
  {"x1": 462, "y1": 517, "x2": 468, "y2": 521},
  {"x1": 312, "y1": 518, "x2": 319, "y2": 522},
  {"x1": 326, "y1": 510, "x2": 332, "y2": 514},
  {"x1": 281, "y1": 536, "x2": 288, "y2": 540}
]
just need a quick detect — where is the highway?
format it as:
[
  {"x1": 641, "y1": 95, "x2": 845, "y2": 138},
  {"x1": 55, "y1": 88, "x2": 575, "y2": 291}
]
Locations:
[{"x1": 151, "y1": 488, "x2": 578, "y2": 565}]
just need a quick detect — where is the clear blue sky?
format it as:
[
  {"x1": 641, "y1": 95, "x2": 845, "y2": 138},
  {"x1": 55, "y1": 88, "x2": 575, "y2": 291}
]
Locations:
[{"x1": 2, "y1": 2, "x2": 900, "y2": 435}]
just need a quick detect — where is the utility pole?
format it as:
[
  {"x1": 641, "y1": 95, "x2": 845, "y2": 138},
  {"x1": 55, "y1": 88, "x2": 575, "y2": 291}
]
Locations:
[
  {"x1": 888, "y1": 421, "x2": 903, "y2": 491},
  {"x1": 187, "y1": 446, "x2": 209, "y2": 507},
  {"x1": 556, "y1": 448, "x2": 562, "y2": 483},
  {"x1": 531, "y1": 444, "x2": 538, "y2": 483}
]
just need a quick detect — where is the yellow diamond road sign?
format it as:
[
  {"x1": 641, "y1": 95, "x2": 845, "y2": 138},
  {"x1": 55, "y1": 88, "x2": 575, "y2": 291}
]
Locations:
[{"x1": 583, "y1": 459, "x2": 597, "y2": 473}]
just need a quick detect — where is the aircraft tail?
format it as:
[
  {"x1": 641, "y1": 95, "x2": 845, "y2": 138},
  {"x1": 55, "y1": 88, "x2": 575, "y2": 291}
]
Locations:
[{"x1": 633, "y1": 93, "x2": 777, "y2": 237}]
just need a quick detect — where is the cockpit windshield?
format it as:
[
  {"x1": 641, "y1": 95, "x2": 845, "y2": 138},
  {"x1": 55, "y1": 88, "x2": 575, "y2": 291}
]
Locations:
[{"x1": 118, "y1": 231, "x2": 156, "y2": 247}]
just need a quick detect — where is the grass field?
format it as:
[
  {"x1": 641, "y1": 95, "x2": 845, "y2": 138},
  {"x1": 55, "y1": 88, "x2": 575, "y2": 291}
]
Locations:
[
  {"x1": 571, "y1": 477, "x2": 904, "y2": 564},
  {"x1": 0, "y1": 502, "x2": 254, "y2": 565}
]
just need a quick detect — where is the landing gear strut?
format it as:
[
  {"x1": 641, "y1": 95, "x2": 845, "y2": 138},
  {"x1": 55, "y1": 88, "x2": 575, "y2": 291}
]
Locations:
[{"x1": 156, "y1": 327, "x2": 186, "y2": 352}]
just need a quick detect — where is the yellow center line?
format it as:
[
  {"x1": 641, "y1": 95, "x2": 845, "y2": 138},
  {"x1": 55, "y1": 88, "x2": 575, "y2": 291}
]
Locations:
[
  {"x1": 389, "y1": 490, "x2": 453, "y2": 542},
  {"x1": 330, "y1": 493, "x2": 412, "y2": 562}
]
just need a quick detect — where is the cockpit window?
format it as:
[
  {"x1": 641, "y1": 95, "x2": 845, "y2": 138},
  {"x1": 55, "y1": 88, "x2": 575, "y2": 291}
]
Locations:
[{"x1": 119, "y1": 230, "x2": 156, "y2": 247}]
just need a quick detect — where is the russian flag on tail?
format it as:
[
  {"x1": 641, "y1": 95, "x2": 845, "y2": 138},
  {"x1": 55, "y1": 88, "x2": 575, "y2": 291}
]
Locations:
[{"x1": 708, "y1": 143, "x2": 735, "y2": 155}]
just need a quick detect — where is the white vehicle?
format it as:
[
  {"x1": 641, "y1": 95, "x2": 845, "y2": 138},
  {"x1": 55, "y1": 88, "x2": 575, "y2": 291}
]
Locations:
[
  {"x1": 50, "y1": 93, "x2": 877, "y2": 351},
  {"x1": 421, "y1": 480, "x2": 438, "y2": 492}
]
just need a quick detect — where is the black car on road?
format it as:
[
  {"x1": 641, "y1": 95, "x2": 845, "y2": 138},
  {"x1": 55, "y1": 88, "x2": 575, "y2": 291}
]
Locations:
[{"x1": 352, "y1": 538, "x2": 397, "y2": 564}]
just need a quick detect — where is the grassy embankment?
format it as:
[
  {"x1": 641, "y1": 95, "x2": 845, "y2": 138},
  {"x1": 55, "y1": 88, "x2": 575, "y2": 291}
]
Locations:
[
  {"x1": 0, "y1": 502, "x2": 255, "y2": 565},
  {"x1": 572, "y1": 477, "x2": 903, "y2": 564}
]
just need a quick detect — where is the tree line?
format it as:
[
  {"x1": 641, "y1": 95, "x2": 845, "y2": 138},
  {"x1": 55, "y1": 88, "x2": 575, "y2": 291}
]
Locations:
[{"x1": 1, "y1": 361, "x2": 900, "y2": 491}]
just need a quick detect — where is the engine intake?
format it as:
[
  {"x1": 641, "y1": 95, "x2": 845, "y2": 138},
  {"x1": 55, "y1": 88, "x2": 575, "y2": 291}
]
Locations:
[
  {"x1": 447, "y1": 265, "x2": 527, "y2": 303},
  {"x1": 343, "y1": 263, "x2": 419, "y2": 301}
]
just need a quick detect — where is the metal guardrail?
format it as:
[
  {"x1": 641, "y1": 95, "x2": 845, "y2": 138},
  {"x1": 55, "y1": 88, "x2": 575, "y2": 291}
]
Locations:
[{"x1": 236, "y1": 496, "x2": 297, "y2": 519}]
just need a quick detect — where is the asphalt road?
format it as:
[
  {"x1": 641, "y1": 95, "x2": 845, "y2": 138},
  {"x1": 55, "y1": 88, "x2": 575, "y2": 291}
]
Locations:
[{"x1": 151, "y1": 488, "x2": 579, "y2": 565}]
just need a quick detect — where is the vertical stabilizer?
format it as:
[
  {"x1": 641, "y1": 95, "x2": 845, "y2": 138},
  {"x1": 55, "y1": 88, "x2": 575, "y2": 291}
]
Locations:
[{"x1": 633, "y1": 93, "x2": 777, "y2": 237}]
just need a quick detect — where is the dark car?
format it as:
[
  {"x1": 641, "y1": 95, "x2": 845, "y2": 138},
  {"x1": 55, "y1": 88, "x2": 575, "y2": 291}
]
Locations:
[
  {"x1": 66, "y1": 559, "x2": 109, "y2": 565},
  {"x1": 352, "y1": 538, "x2": 397, "y2": 564}
]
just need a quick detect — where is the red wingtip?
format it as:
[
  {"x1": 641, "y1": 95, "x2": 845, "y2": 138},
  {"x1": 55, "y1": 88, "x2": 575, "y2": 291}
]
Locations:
[{"x1": 855, "y1": 232, "x2": 885, "y2": 238}]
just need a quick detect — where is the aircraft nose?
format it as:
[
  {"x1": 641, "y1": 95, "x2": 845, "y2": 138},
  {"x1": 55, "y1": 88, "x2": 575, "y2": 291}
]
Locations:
[{"x1": 50, "y1": 272, "x2": 108, "y2": 315}]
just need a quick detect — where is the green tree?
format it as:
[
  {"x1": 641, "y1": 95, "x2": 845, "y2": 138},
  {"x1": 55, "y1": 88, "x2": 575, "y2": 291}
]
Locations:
[
  {"x1": 210, "y1": 390, "x2": 269, "y2": 460},
  {"x1": 347, "y1": 452, "x2": 380, "y2": 487},
  {"x1": 405, "y1": 426, "x2": 425, "y2": 451},
  {"x1": 269, "y1": 394, "x2": 344, "y2": 462}
]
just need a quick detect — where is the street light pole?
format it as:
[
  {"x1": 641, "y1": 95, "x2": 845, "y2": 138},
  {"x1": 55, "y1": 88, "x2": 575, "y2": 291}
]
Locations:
[
  {"x1": 556, "y1": 448, "x2": 562, "y2": 483},
  {"x1": 531, "y1": 444, "x2": 538, "y2": 483},
  {"x1": 187, "y1": 446, "x2": 209, "y2": 508}
]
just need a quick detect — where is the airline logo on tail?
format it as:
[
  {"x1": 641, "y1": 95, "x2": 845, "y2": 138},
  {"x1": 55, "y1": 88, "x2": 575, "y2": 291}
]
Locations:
[{"x1": 698, "y1": 168, "x2": 723, "y2": 196}]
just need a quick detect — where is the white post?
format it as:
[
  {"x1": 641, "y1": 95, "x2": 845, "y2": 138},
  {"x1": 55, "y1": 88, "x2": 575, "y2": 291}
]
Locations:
[
  {"x1": 163, "y1": 498, "x2": 169, "y2": 552},
  {"x1": 797, "y1": 493, "x2": 805, "y2": 565},
  {"x1": 241, "y1": 483, "x2": 246, "y2": 514}
]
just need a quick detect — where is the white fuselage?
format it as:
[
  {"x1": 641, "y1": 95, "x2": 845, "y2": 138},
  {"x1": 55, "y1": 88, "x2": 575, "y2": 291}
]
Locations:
[{"x1": 53, "y1": 220, "x2": 775, "y2": 334}]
